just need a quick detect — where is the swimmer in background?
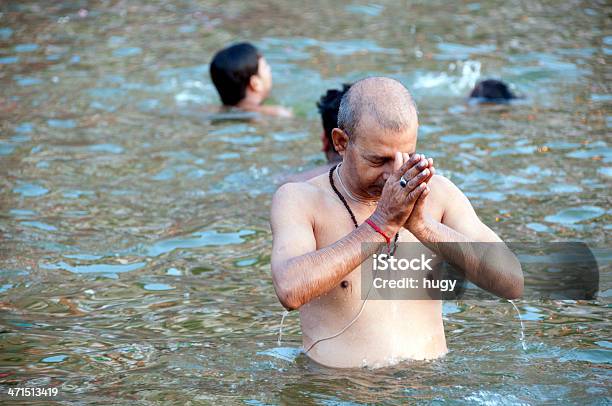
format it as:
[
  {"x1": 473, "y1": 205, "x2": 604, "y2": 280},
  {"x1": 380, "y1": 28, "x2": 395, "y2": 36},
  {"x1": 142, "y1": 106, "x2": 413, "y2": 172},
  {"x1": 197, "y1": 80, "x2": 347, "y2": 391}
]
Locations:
[
  {"x1": 469, "y1": 79, "x2": 516, "y2": 104},
  {"x1": 210, "y1": 42, "x2": 293, "y2": 118},
  {"x1": 281, "y1": 84, "x2": 350, "y2": 183}
]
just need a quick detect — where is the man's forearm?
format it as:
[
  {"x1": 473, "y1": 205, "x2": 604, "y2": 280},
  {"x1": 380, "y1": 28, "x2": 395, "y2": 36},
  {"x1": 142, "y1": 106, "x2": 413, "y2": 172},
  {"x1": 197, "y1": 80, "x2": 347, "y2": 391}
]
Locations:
[
  {"x1": 273, "y1": 223, "x2": 388, "y2": 310},
  {"x1": 412, "y1": 219, "x2": 523, "y2": 299}
]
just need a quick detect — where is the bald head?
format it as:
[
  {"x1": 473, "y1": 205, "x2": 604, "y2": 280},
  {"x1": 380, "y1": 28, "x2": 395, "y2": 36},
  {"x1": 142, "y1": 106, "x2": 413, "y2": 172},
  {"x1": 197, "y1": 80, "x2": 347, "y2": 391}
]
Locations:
[{"x1": 337, "y1": 77, "x2": 418, "y2": 141}]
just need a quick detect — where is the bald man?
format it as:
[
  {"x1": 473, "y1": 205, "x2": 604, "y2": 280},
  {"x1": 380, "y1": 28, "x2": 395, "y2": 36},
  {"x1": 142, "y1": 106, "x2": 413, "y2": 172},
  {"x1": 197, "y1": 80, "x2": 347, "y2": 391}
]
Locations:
[{"x1": 270, "y1": 77, "x2": 523, "y2": 368}]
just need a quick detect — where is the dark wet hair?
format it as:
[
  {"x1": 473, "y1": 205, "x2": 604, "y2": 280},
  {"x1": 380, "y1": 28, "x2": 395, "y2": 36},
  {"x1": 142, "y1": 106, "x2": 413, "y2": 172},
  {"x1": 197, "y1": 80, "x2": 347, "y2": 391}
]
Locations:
[
  {"x1": 317, "y1": 84, "x2": 351, "y2": 147},
  {"x1": 469, "y1": 79, "x2": 516, "y2": 102},
  {"x1": 210, "y1": 42, "x2": 261, "y2": 106}
]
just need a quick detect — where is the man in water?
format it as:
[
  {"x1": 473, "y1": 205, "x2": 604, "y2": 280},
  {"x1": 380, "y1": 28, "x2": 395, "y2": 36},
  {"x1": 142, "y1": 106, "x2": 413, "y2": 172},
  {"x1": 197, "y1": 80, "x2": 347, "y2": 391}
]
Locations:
[
  {"x1": 210, "y1": 42, "x2": 292, "y2": 117},
  {"x1": 282, "y1": 84, "x2": 349, "y2": 183},
  {"x1": 270, "y1": 77, "x2": 523, "y2": 368},
  {"x1": 469, "y1": 79, "x2": 516, "y2": 103}
]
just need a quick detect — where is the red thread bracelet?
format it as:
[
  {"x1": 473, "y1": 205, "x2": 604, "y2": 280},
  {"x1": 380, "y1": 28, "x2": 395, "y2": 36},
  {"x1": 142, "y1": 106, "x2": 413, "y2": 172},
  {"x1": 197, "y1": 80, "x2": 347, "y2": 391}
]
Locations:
[{"x1": 365, "y1": 219, "x2": 392, "y2": 252}]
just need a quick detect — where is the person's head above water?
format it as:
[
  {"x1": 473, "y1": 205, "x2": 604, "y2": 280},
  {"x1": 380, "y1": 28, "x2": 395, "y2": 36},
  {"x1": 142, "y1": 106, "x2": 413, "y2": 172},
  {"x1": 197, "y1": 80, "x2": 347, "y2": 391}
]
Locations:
[
  {"x1": 317, "y1": 84, "x2": 351, "y2": 164},
  {"x1": 209, "y1": 42, "x2": 272, "y2": 107},
  {"x1": 332, "y1": 76, "x2": 419, "y2": 197},
  {"x1": 469, "y1": 79, "x2": 516, "y2": 103}
]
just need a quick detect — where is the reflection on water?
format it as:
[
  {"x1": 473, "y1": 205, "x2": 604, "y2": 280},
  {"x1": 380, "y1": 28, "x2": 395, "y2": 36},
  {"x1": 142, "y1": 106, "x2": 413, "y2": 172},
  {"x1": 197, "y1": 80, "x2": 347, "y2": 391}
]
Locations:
[{"x1": 0, "y1": 0, "x2": 610, "y2": 403}]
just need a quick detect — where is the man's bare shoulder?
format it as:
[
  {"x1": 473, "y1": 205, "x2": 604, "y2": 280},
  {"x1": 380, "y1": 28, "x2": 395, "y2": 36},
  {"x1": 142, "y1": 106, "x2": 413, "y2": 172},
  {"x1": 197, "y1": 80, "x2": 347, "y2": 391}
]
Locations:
[
  {"x1": 279, "y1": 163, "x2": 335, "y2": 185},
  {"x1": 428, "y1": 174, "x2": 463, "y2": 211},
  {"x1": 429, "y1": 173, "x2": 458, "y2": 193},
  {"x1": 272, "y1": 173, "x2": 331, "y2": 210}
]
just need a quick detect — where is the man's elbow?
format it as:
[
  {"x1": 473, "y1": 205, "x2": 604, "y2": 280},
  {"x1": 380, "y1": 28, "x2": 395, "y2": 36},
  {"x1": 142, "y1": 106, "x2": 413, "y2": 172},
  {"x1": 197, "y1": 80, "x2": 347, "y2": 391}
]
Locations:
[
  {"x1": 503, "y1": 281, "x2": 523, "y2": 300},
  {"x1": 274, "y1": 284, "x2": 302, "y2": 311},
  {"x1": 277, "y1": 291, "x2": 301, "y2": 311},
  {"x1": 503, "y1": 265, "x2": 524, "y2": 300},
  {"x1": 272, "y1": 269, "x2": 302, "y2": 311}
]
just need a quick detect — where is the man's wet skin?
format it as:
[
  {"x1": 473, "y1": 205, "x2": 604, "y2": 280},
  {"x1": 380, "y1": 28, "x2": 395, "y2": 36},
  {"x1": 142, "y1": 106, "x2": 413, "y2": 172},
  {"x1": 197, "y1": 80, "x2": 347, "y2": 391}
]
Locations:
[{"x1": 270, "y1": 77, "x2": 523, "y2": 369}]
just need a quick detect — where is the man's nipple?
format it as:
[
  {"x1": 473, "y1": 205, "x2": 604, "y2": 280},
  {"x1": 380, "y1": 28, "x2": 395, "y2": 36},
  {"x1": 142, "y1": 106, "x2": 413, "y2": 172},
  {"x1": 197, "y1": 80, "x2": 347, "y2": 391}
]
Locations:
[{"x1": 340, "y1": 280, "x2": 349, "y2": 289}]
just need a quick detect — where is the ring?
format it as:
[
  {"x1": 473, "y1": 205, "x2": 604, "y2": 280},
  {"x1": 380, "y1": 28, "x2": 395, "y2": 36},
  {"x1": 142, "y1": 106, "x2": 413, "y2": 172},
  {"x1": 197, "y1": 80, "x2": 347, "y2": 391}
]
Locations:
[{"x1": 399, "y1": 176, "x2": 408, "y2": 188}]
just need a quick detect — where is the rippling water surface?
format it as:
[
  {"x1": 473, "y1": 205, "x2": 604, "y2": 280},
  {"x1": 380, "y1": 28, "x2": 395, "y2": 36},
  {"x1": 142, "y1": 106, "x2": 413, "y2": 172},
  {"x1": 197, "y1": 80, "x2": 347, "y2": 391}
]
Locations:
[{"x1": 0, "y1": 1, "x2": 610, "y2": 404}]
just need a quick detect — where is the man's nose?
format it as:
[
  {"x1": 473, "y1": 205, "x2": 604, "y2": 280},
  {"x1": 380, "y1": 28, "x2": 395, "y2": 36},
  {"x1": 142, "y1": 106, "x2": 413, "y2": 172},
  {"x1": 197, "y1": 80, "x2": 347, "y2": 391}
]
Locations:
[{"x1": 382, "y1": 161, "x2": 395, "y2": 181}]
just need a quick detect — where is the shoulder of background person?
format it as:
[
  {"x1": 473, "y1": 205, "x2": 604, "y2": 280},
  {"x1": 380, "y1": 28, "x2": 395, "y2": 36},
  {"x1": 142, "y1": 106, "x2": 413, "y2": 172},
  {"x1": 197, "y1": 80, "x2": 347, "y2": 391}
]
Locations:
[{"x1": 257, "y1": 105, "x2": 293, "y2": 118}]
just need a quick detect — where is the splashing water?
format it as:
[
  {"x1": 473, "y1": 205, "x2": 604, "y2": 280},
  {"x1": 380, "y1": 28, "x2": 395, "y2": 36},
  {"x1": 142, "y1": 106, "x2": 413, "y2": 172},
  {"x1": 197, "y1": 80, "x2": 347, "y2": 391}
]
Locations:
[
  {"x1": 412, "y1": 60, "x2": 481, "y2": 95},
  {"x1": 453, "y1": 60, "x2": 481, "y2": 94},
  {"x1": 508, "y1": 300, "x2": 527, "y2": 350},
  {"x1": 277, "y1": 310, "x2": 290, "y2": 346}
]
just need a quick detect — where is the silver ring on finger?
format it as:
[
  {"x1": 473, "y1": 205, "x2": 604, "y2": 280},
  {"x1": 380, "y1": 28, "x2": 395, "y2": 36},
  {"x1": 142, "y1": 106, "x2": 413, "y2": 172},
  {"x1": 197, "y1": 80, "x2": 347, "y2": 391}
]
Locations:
[{"x1": 399, "y1": 176, "x2": 408, "y2": 188}]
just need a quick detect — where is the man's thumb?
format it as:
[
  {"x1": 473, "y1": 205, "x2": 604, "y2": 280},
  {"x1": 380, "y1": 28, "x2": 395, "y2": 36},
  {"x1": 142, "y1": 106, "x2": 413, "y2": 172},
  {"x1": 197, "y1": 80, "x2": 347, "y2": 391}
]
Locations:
[{"x1": 393, "y1": 151, "x2": 403, "y2": 172}]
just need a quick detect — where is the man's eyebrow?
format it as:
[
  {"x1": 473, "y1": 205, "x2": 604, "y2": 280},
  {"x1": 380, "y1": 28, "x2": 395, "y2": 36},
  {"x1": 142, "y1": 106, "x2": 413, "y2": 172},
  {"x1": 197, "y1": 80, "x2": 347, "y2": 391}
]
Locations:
[
  {"x1": 363, "y1": 153, "x2": 388, "y2": 161},
  {"x1": 363, "y1": 151, "x2": 416, "y2": 160}
]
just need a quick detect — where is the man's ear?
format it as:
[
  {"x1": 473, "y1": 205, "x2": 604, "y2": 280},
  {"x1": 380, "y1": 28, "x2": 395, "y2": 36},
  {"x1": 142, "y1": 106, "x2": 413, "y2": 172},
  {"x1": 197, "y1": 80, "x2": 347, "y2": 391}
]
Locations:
[
  {"x1": 249, "y1": 74, "x2": 263, "y2": 93},
  {"x1": 331, "y1": 128, "x2": 349, "y2": 156}
]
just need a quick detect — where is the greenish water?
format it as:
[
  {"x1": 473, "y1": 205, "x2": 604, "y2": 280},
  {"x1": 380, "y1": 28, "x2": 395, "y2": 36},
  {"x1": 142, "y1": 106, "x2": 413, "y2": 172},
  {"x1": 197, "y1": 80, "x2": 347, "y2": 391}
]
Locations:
[{"x1": 0, "y1": 0, "x2": 610, "y2": 404}]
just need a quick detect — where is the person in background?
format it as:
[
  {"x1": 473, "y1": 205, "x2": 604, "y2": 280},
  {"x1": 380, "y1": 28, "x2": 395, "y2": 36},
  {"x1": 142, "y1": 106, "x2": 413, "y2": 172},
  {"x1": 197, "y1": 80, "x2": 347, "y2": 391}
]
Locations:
[
  {"x1": 209, "y1": 42, "x2": 292, "y2": 117},
  {"x1": 469, "y1": 79, "x2": 516, "y2": 103},
  {"x1": 281, "y1": 84, "x2": 350, "y2": 183}
]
